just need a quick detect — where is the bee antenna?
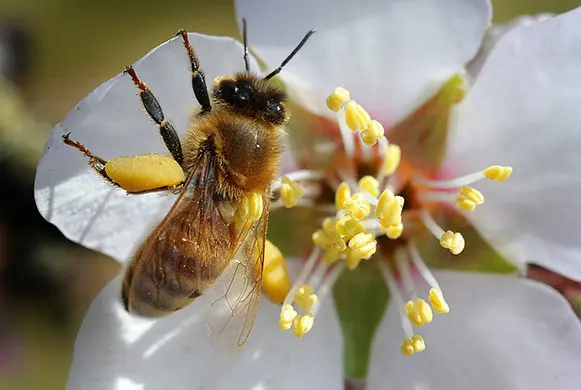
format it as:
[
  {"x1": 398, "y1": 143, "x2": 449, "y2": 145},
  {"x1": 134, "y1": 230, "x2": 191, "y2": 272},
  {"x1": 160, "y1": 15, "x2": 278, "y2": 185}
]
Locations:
[
  {"x1": 242, "y1": 18, "x2": 250, "y2": 72},
  {"x1": 264, "y1": 29, "x2": 316, "y2": 81}
]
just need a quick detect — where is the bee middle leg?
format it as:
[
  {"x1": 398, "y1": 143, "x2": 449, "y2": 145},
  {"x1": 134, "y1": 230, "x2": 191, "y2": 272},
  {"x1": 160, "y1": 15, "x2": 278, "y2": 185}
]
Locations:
[{"x1": 124, "y1": 65, "x2": 184, "y2": 165}]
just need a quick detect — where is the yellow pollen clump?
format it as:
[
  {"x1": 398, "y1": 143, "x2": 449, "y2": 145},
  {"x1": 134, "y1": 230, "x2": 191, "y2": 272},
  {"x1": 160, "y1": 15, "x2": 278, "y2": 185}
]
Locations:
[
  {"x1": 260, "y1": 240, "x2": 292, "y2": 305},
  {"x1": 405, "y1": 299, "x2": 434, "y2": 327},
  {"x1": 401, "y1": 335, "x2": 426, "y2": 356},
  {"x1": 358, "y1": 176, "x2": 380, "y2": 197},
  {"x1": 376, "y1": 190, "x2": 405, "y2": 226},
  {"x1": 335, "y1": 181, "x2": 351, "y2": 209},
  {"x1": 105, "y1": 154, "x2": 185, "y2": 192},
  {"x1": 456, "y1": 186, "x2": 484, "y2": 211},
  {"x1": 343, "y1": 192, "x2": 371, "y2": 220},
  {"x1": 344, "y1": 101, "x2": 372, "y2": 132},
  {"x1": 280, "y1": 176, "x2": 304, "y2": 208},
  {"x1": 279, "y1": 304, "x2": 298, "y2": 330},
  {"x1": 235, "y1": 192, "x2": 264, "y2": 226},
  {"x1": 439, "y1": 230, "x2": 465, "y2": 255},
  {"x1": 360, "y1": 120, "x2": 385, "y2": 146},
  {"x1": 326, "y1": 87, "x2": 351, "y2": 112},
  {"x1": 429, "y1": 288, "x2": 450, "y2": 314},
  {"x1": 483, "y1": 165, "x2": 512, "y2": 182},
  {"x1": 381, "y1": 143, "x2": 402, "y2": 176},
  {"x1": 292, "y1": 313, "x2": 315, "y2": 338}
]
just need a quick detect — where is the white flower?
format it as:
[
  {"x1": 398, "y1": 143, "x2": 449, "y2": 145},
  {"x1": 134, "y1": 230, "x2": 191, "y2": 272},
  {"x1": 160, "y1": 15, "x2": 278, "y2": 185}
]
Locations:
[{"x1": 33, "y1": 0, "x2": 581, "y2": 388}]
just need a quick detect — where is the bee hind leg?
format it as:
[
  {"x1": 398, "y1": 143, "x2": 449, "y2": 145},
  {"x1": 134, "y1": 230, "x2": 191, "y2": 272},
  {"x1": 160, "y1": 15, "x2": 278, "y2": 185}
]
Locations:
[{"x1": 62, "y1": 133, "x2": 185, "y2": 194}]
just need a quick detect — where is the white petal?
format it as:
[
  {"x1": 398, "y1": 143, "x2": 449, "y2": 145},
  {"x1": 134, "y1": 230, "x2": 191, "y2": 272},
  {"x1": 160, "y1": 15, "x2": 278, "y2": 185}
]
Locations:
[
  {"x1": 443, "y1": 8, "x2": 581, "y2": 281},
  {"x1": 34, "y1": 33, "x2": 260, "y2": 263},
  {"x1": 67, "y1": 263, "x2": 342, "y2": 390},
  {"x1": 369, "y1": 271, "x2": 581, "y2": 389},
  {"x1": 236, "y1": 0, "x2": 491, "y2": 123}
]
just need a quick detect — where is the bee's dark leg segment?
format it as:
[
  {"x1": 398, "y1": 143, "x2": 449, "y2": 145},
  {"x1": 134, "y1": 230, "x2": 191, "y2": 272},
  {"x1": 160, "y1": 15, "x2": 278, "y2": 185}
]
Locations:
[
  {"x1": 177, "y1": 29, "x2": 212, "y2": 114},
  {"x1": 242, "y1": 18, "x2": 250, "y2": 72},
  {"x1": 124, "y1": 66, "x2": 184, "y2": 165},
  {"x1": 62, "y1": 133, "x2": 115, "y2": 184}
]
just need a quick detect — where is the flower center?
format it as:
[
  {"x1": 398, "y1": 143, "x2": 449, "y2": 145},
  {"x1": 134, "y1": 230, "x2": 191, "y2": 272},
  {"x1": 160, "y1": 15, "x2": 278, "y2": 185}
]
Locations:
[{"x1": 268, "y1": 87, "x2": 512, "y2": 354}]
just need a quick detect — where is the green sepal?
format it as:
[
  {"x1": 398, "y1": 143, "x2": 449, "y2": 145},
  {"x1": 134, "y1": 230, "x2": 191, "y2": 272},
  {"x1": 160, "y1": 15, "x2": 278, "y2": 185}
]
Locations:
[
  {"x1": 332, "y1": 260, "x2": 389, "y2": 379},
  {"x1": 388, "y1": 73, "x2": 466, "y2": 175},
  {"x1": 416, "y1": 205, "x2": 519, "y2": 274}
]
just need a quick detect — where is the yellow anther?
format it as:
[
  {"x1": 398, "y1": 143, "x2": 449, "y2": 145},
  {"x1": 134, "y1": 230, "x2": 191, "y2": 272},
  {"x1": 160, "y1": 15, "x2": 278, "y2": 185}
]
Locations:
[
  {"x1": 439, "y1": 230, "x2": 465, "y2": 255},
  {"x1": 335, "y1": 181, "x2": 351, "y2": 210},
  {"x1": 401, "y1": 339, "x2": 415, "y2": 356},
  {"x1": 360, "y1": 120, "x2": 385, "y2": 146},
  {"x1": 292, "y1": 313, "x2": 314, "y2": 338},
  {"x1": 358, "y1": 176, "x2": 380, "y2": 197},
  {"x1": 344, "y1": 101, "x2": 372, "y2": 132},
  {"x1": 348, "y1": 232, "x2": 377, "y2": 261},
  {"x1": 279, "y1": 304, "x2": 298, "y2": 330},
  {"x1": 343, "y1": 192, "x2": 371, "y2": 220},
  {"x1": 345, "y1": 250, "x2": 363, "y2": 270},
  {"x1": 404, "y1": 299, "x2": 433, "y2": 327},
  {"x1": 429, "y1": 288, "x2": 450, "y2": 314},
  {"x1": 312, "y1": 229, "x2": 328, "y2": 247},
  {"x1": 376, "y1": 190, "x2": 405, "y2": 226},
  {"x1": 456, "y1": 186, "x2": 484, "y2": 211},
  {"x1": 322, "y1": 247, "x2": 344, "y2": 264},
  {"x1": 296, "y1": 293, "x2": 318, "y2": 312},
  {"x1": 381, "y1": 143, "x2": 402, "y2": 176},
  {"x1": 411, "y1": 335, "x2": 426, "y2": 353},
  {"x1": 414, "y1": 299, "x2": 433, "y2": 325},
  {"x1": 294, "y1": 284, "x2": 313, "y2": 301},
  {"x1": 322, "y1": 217, "x2": 337, "y2": 233},
  {"x1": 483, "y1": 165, "x2": 512, "y2": 182},
  {"x1": 405, "y1": 301, "x2": 424, "y2": 327},
  {"x1": 235, "y1": 192, "x2": 264, "y2": 225},
  {"x1": 105, "y1": 154, "x2": 185, "y2": 192},
  {"x1": 335, "y1": 214, "x2": 365, "y2": 241},
  {"x1": 261, "y1": 240, "x2": 292, "y2": 305},
  {"x1": 381, "y1": 222, "x2": 404, "y2": 239},
  {"x1": 280, "y1": 176, "x2": 304, "y2": 208},
  {"x1": 326, "y1": 87, "x2": 351, "y2": 112}
]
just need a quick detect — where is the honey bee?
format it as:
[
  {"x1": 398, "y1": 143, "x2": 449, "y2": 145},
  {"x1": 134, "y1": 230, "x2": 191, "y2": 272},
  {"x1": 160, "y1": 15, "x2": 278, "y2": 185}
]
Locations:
[{"x1": 61, "y1": 22, "x2": 315, "y2": 349}]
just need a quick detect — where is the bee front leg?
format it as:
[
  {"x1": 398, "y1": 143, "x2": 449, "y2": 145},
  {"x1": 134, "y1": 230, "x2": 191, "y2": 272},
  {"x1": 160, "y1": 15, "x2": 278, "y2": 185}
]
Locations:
[
  {"x1": 177, "y1": 29, "x2": 212, "y2": 115},
  {"x1": 63, "y1": 134, "x2": 185, "y2": 194}
]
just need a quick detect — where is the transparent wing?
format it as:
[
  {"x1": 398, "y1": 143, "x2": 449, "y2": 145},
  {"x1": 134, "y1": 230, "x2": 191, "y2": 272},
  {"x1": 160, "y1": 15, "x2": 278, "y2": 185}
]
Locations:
[
  {"x1": 206, "y1": 194, "x2": 271, "y2": 353},
  {"x1": 34, "y1": 33, "x2": 260, "y2": 263}
]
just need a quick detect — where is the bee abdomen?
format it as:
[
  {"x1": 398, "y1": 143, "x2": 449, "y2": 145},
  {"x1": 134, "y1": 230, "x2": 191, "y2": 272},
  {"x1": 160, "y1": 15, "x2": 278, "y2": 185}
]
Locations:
[{"x1": 121, "y1": 254, "x2": 217, "y2": 318}]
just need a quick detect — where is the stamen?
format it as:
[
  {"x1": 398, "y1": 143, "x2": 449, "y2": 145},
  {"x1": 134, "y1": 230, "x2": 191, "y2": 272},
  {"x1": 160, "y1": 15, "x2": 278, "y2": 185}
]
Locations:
[
  {"x1": 376, "y1": 190, "x2": 405, "y2": 227},
  {"x1": 344, "y1": 101, "x2": 372, "y2": 132},
  {"x1": 358, "y1": 176, "x2": 380, "y2": 197},
  {"x1": 282, "y1": 247, "x2": 321, "y2": 308},
  {"x1": 360, "y1": 120, "x2": 385, "y2": 146},
  {"x1": 455, "y1": 186, "x2": 484, "y2": 211},
  {"x1": 271, "y1": 170, "x2": 325, "y2": 191},
  {"x1": 378, "y1": 262, "x2": 425, "y2": 356},
  {"x1": 343, "y1": 192, "x2": 372, "y2": 221},
  {"x1": 408, "y1": 244, "x2": 450, "y2": 314},
  {"x1": 346, "y1": 232, "x2": 377, "y2": 270},
  {"x1": 335, "y1": 181, "x2": 351, "y2": 209},
  {"x1": 396, "y1": 249, "x2": 433, "y2": 327},
  {"x1": 280, "y1": 176, "x2": 304, "y2": 208},
  {"x1": 380, "y1": 143, "x2": 401, "y2": 177},
  {"x1": 326, "y1": 87, "x2": 350, "y2": 112},
  {"x1": 420, "y1": 210, "x2": 465, "y2": 255},
  {"x1": 414, "y1": 165, "x2": 512, "y2": 189},
  {"x1": 337, "y1": 109, "x2": 356, "y2": 157}
]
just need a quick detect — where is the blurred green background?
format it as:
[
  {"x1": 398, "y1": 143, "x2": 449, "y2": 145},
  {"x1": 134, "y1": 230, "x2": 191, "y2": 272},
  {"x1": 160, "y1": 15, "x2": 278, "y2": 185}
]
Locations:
[{"x1": 0, "y1": 0, "x2": 580, "y2": 389}]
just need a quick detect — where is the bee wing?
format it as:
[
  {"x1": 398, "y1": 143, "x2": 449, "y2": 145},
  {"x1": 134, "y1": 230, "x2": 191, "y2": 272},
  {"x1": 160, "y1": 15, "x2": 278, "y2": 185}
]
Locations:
[
  {"x1": 34, "y1": 33, "x2": 260, "y2": 264},
  {"x1": 124, "y1": 151, "x2": 234, "y2": 315},
  {"x1": 205, "y1": 194, "x2": 271, "y2": 352}
]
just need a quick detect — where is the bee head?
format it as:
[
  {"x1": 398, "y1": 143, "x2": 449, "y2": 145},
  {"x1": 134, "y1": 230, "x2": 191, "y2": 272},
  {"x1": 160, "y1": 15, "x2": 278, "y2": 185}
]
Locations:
[{"x1": 213, "y1": 73, "x2": 288, "y2": 126}]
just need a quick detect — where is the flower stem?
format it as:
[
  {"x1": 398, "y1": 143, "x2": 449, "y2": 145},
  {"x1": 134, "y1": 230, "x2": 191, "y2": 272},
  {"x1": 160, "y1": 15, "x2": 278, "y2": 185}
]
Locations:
[{"x1": 345, "y1": 377, "x2": 366, "y2": 390}]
